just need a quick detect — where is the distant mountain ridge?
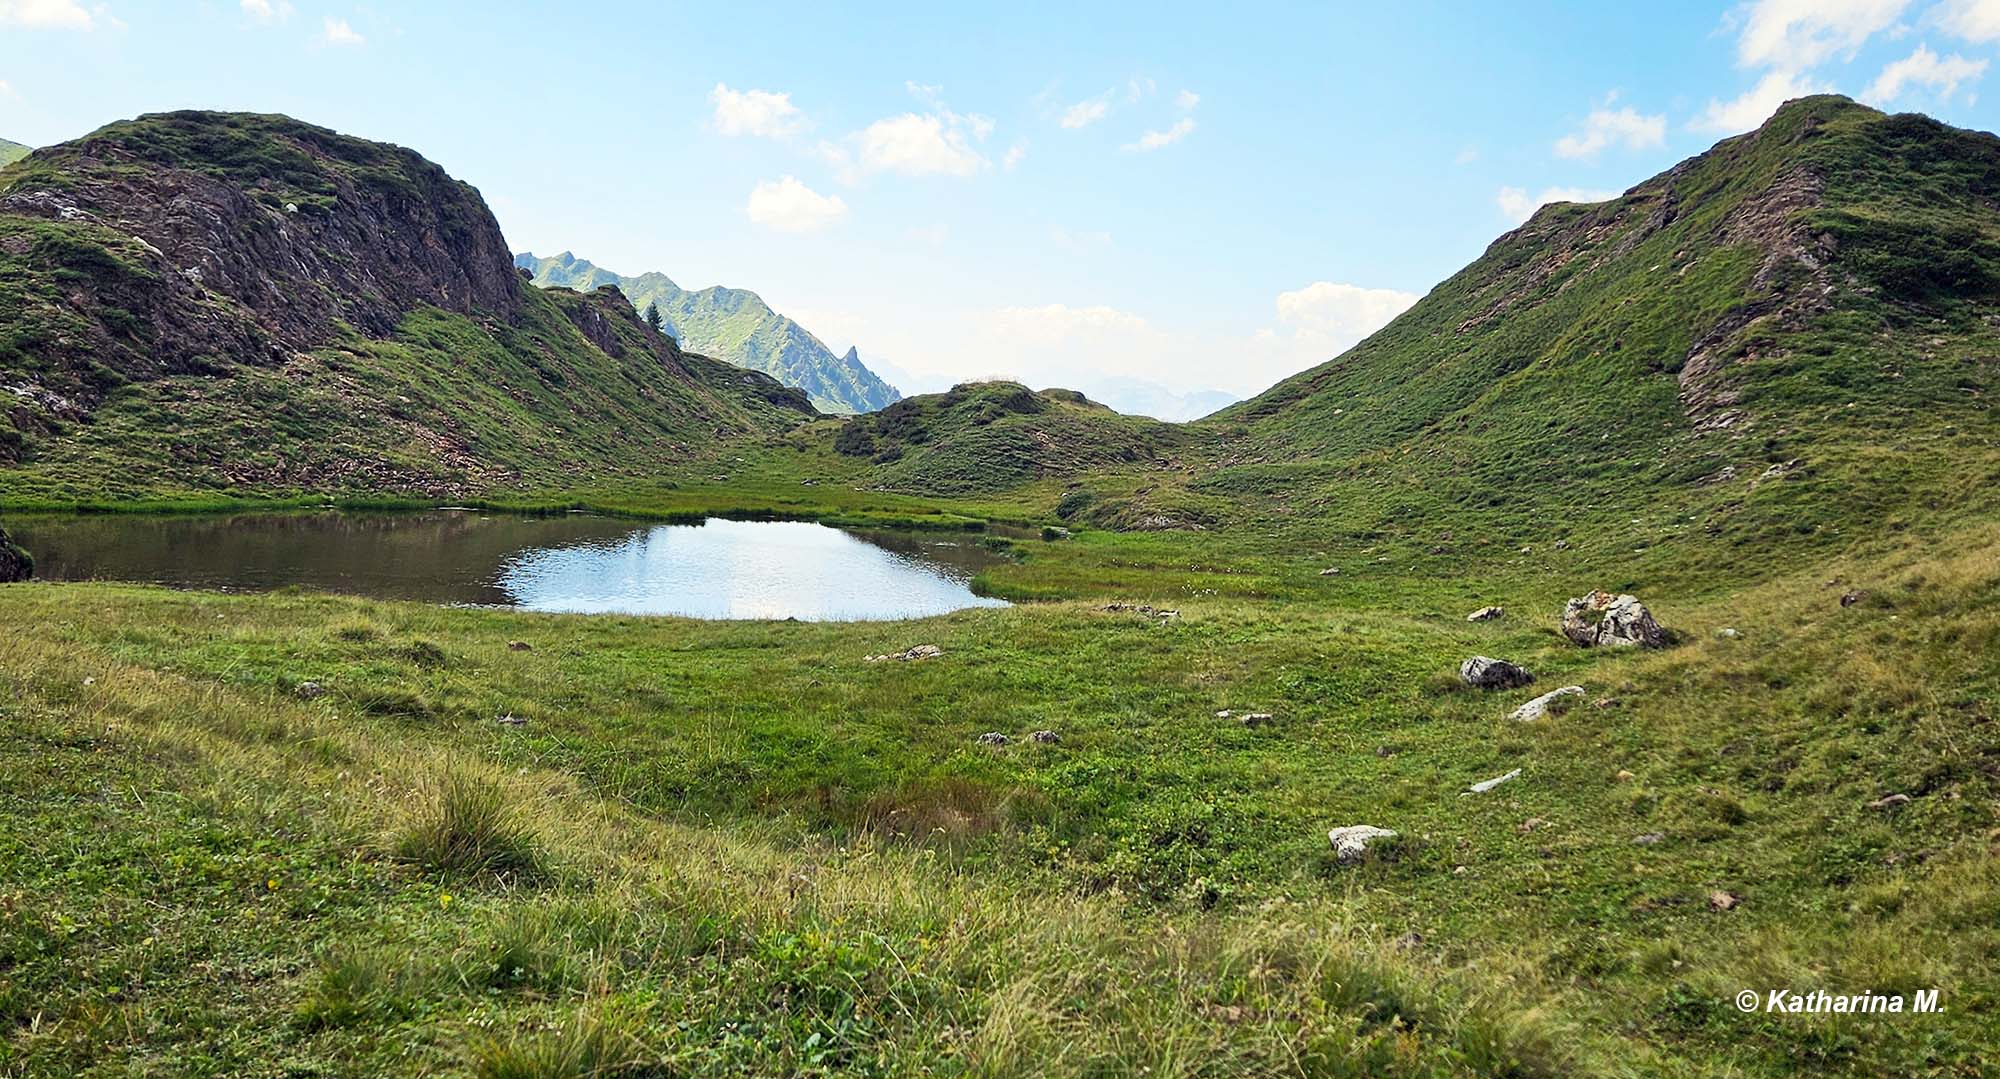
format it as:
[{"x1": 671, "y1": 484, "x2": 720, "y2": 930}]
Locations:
[
  {"x1": 517, "y1": 251, "x2": 901, "y2": 414},
  {"x1": 0, "y1": 139, "x2": 28, "y2": 168}
]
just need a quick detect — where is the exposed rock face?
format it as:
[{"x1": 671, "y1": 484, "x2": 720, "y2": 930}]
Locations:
[
  {"x1": 1561, "y1": 591, "x2": 1667, "y2": 648},
  {"x1": 0, "y1": 524, "x2": 30, "y2": 581},
  {"x1": 1327, "y1": 825, "x2": 1398, "y2": 864},
  {"x1": 1, "y1": 112, "x2": 521, "y2": 407},
  {"x1": 1460, "y1": 656, "x2": 1534, "y2": 689}
]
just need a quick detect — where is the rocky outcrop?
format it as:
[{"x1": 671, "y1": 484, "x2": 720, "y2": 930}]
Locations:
[
  {"x1": 1460, "y1": 656, "x2": 1534, "y2": 689},
  {"x1": 0, "y1": 524, "x2": 30, "y2": 581},
  {"x1": 0, "y1": 112, "x2": 524, "y2": 437},
  {"x1": 1561, "y1": 591, "x2": 1667, "y2": 648}
]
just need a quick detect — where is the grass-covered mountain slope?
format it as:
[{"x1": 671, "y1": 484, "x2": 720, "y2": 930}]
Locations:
[
  {"x1": 1198, "y1": 96, "x2": 1998, "y2": 552},
  {"x1": 519, "y1": 250, "x2": 902, "y2": 414},
  {"x1": 0, "y1": 137, "x2": 29, "y2": 168},
  {"x1": 829, "y1": 380, "x2": 1205, "y2": 502},
  {"x1": 0, "y1": 112, "x2": 815, "y2": 502}
]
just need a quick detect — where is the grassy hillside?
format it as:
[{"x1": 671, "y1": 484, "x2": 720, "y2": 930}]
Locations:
[
  {"x1": 1198, "y1": 96, "x2": 1999, "y2": 555},
  {"x1": 829, "y1": 381, "x2": 1207, "y2": 503},
  {"x1": 520, "y1": 251, "x2": 902, "y2": 414},
  {"x1": 0, "y1": 137, "x2": 28, "y2": 168},
  {"x1": 0, "y1": 113, "x2": 816, "y2": 502}
]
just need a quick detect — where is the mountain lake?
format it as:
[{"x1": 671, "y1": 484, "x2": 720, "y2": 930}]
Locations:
[{"x1": 7, "y1": 511, "x2": 1013, "y2": 621}]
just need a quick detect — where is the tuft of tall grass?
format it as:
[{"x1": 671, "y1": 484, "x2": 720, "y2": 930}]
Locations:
[
  {"x1": 395, "y1": 772, "x2": 544, "y2": 880},
  {"x1": 471, "y1": 1008, "x2": 654, "y2": 1079}
]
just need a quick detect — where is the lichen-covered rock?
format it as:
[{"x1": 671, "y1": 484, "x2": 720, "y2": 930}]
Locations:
[
  {"x1": 1560, "y1": 591, "x2": 1667, "y2": 648},
  {"x1": 0, "y1": 524, "x2": 31, "y2": 582},
  {"x1": 1460, "y1": 656, "x2": 1534, "y2": 689}
]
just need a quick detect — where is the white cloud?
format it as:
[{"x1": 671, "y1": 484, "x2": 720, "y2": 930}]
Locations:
[
  {"x1": 1175, "y1": 89, "x2": 1200, "y2": 110},
  {"x1": 1554, "y1": 104, "x2": 1666, "y2": 158},
  {"x1": 1690, "y1": 68, "x2": 1830, "y2": 133},
  {"x1": 816, "y1": 85, "x2": 992, "y2": 182},
  {"x1": 1496, "y1": 185, "x2": 1619, "y2": 224},
  {"x1": 1691, "y1": 0, "x2": 1908, "y2": 135},
  {"x1": 1003, "y1": 140, "x2": 1028, "y2": 170},
  {"x1": 1934, "y1": 0, "x2": 2000, "y2": 41},
  {"x1": 0, "y1": 0, "x2": 98, "y2": 29},
  {"x1": 1866, "y1": 44, "x2": 1987, "y2": 101},
  {"x1": 320, "y1": 16, "x2": 363, "y2": 45},
  {"x1": 1274, "y1": 282, "x2": 1421, "y2": 339},
  {"x1": 1454, "y1": 145, "x2": 1480, "y2": 165},
  {"x1": 241, "y1": 0, "x2": 291, "y2": 21},
  {"x1": 709, "y1": 83, "x2": 806, "y2": 138},
  {"x1": 744, "y1": 176, "x2": 848, "y2": 232},
  {"x1": 1125, "y1": 117, "x2": 1196, "y2": 151},
  {"x1": 1060, "y1": 94, "x2": 1112, "y2": 129},
  {"x1": 1732, "y1": 0, "x2": 1910, "y2": 71}
]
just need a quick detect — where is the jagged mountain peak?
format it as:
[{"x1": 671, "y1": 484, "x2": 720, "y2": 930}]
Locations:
[{"x1": 518, "y1": 251, "x2": 901, "y2": 414}]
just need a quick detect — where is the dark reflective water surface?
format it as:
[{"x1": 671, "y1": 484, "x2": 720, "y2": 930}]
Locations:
[{"x1": 9, "y1": 512, "x2": 1012, "y2": 620}]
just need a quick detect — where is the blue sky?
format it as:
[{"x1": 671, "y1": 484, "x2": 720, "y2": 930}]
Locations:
[{"x1": 4, "y1": 1, "x2": 1998, "y2": 404}]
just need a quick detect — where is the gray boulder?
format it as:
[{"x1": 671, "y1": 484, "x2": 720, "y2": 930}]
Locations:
[
  {"x1": 1460, "y1": 656, "x2": 1534, "y2": 690},
  {"x1": 1560, "y1": 591, "x2": 1666, "y2": 649}
]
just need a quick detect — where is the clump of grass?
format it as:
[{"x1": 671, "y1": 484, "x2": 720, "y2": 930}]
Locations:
[
  {"x1": 395, "y1": 772, "x2": 543, "y2": 880},
  {"x1": 399, "y1": 637, "x2": 449, "y2": 668},
  {"x1": 297, "y1": 947, "x2": 417, "y2": 1030},
  {"x1": 472, "y1": 1008, "x2": 651, "y2": 1079},
  {"x1": 330, "y1": 617, "x2": 382, "y2": 643}
]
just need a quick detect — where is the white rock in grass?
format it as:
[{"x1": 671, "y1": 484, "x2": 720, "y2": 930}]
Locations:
[
  {"x1": 1327, "y1": 825, "x2": 1398, "y2": 864},
  {"x1": 1508, "y1": 685, "x2": 1585, "y2": 722},
  {"x1": 1464, "y1": 768, "x2": 1522, "y2": 795}
]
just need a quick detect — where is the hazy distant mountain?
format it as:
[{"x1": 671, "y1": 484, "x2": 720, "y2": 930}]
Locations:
[
  {"x1": 1073, "y1": 377, "x2": 1239, "y2": 422},
  {"x1": 516, "y1": 251, "x2": 901, "y2": 414},
  {"x1": 0, "y1": 138, "x2": 30, "y2": 168}
]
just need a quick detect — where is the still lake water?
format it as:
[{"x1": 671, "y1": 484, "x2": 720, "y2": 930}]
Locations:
[{"x1": 9, "y1": 511, "x2": 1012, "y2": 621}]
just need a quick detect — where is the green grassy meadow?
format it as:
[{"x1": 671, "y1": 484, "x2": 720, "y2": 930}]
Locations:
[{"x1": 2, "y1": 498, "x2": 1995, "y2": 1077}]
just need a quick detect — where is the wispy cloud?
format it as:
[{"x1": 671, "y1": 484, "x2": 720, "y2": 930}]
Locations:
[
  {"x1": 744, "y1": 176, "x2": 848, "y2": 232},
  {"x1": 1496, "y1": 185, "x2": 1619, "y2": 225},
  {"x1": 1865, "y1": 44, "x2": 1987, "y2": 102},
  {"x1": 0, "y1": 0, "x2": 103, "y2": 29},
  {"x1": 240, "y1": 0, "x2": 292, "y2": 22},
  {"x1": 819, "y1": 84, "x2": 993, "y2": 182},
  {"x1": 1060, "y1": 94, "x2": 1112, "y2": 129},
  {"x1": 709, "y1": 83, "x2": 807, "y2": 138},
  {"x1": 1124, "y1": 117, "x2": 1196, "y2": 151},
  {"x1": 320, "y1": 15, "x2": 363, "y2": 46},
  {"x1": 1554, "y1": 101, "x2": 1665, "y2": 159}
]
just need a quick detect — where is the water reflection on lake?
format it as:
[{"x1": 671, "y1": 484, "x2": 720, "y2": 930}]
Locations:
[{"x1": 9, "y1": 511, "x2": 1011, "y2": 621}]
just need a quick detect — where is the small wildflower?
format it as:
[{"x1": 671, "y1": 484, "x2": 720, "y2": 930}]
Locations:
[{"x1": 439, "y1": 892, "x2": 454, "y2": 910}]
